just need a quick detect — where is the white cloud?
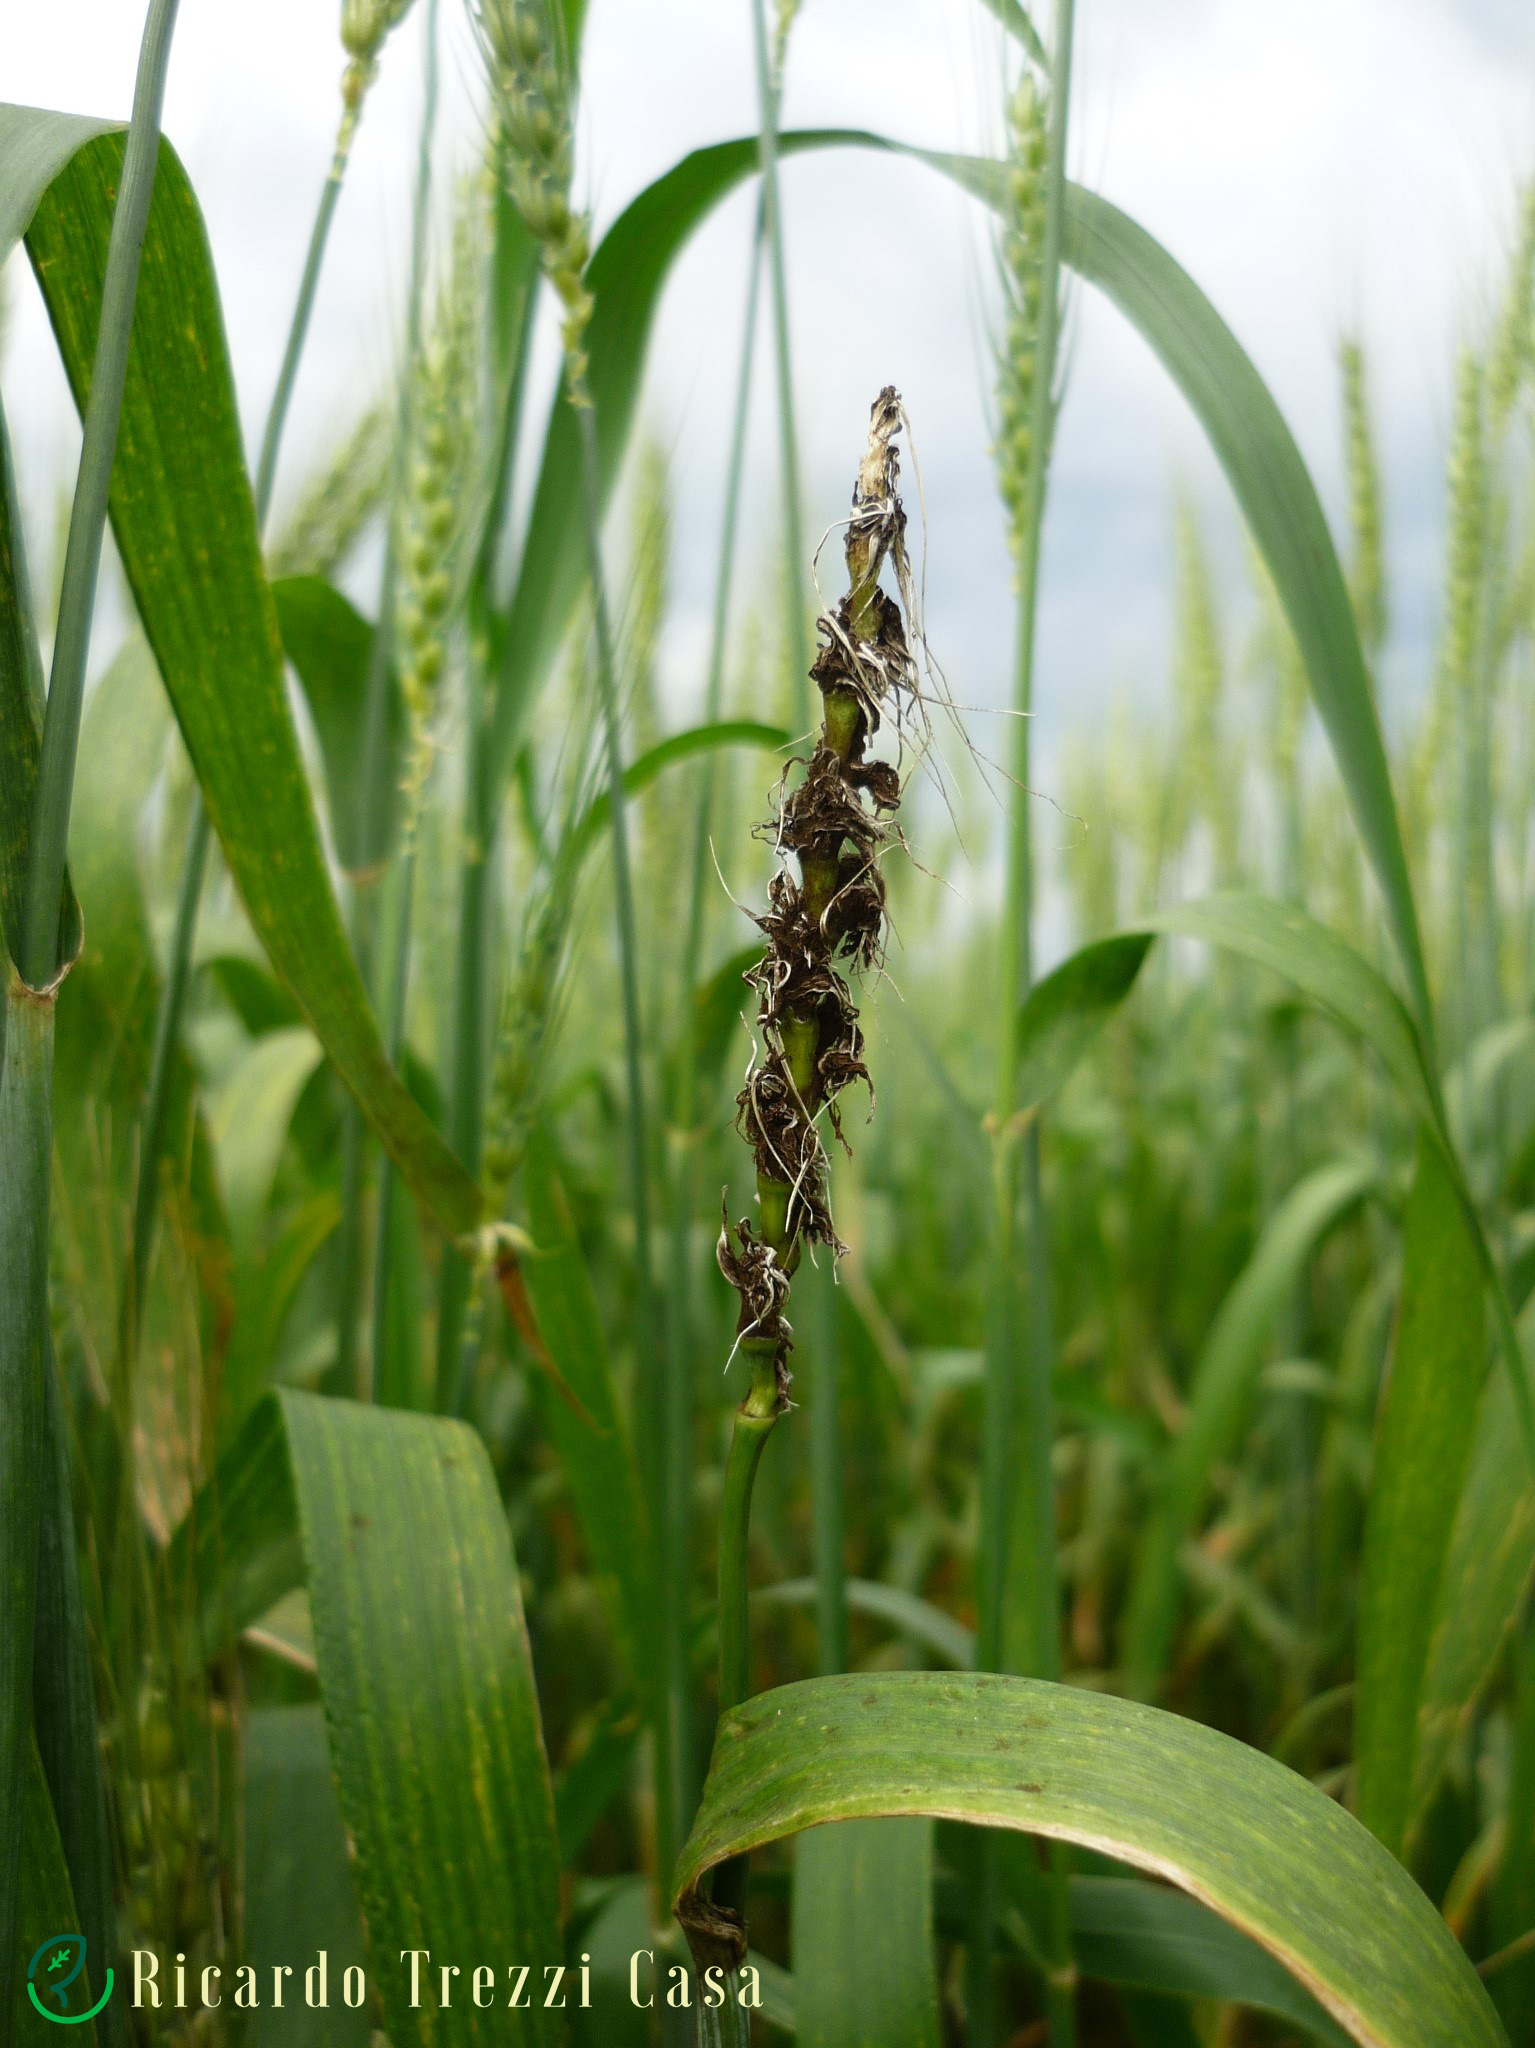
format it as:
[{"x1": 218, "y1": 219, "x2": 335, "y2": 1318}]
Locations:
[{"x1": 6, "y1": 0, "x2": 1532, "y2": 777}]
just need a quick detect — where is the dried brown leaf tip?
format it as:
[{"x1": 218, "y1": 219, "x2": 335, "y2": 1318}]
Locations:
[{"x1": 721, "y1": 386, "x2": 919, "y2": 1398}]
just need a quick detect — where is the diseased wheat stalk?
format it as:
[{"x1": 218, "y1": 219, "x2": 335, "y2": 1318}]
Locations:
[{"x1": 719, "y1": 388, "x2": 915, "y2": 1397}]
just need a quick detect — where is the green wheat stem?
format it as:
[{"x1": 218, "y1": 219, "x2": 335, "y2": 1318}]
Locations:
[
  {"x1": 8, "y1": 4, "x2": 180, "y2": 2036},
  {"x1": 576, "y1": 391, "x2": 674, "y2": 1884},
  {"x1": 977, "y1": 3, "x2": 1077, "y2": 2041},
  {"x1": 665, "y1": 206, "x2": 766, "y2": 1843},
  {"x1": 252, "y1": 99, "x2": 363, "y2": 520},
  {"x1": 747, "y1": 0, "x2": 812, "y2": 734},
  {"x1": 21, "y1": 0, "x2": 182, "y2": 988},
  {"x1": 365, "y1": 0, "x2": 441, "y2": 1405},
  {"x1": 440, "y1": 242, "x2": 541, "y2": 1416}
]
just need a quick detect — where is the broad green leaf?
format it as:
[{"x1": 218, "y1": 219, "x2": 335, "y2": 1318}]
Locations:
[
  {"x1": 1356, "y1": 1137, "x2": 1486, "y2": 1860},
  {"x1": 674, "y1": 1672, "x2": 1506, "y2": 2048},
  {"x1": 1135, "y1": 897, "x2": 1441, "y2": 1140},
  {"x1": 244, "y1": 1705, "x2": 371, "y2": 2048},
  {"x1": 521, "y1": 1127, "x2": 652, "y2": 1688},
  {"x1": 1069, "y1": 1876, "x2": 1348, "y2": 2045},
  {"x1": 1056, "y1": 188, "x2": 1432, "y2": 1038},
  {"x1": 1412, "y1": 1311, "x2": 1535, "y2": 1822},
  {"x1": 1122, "y1": 1156, "x2": 1376, "y2": 1697},
  {"x1": 1013, "y1": 932, "x2": 1153, "y2": 1118},
  {"x1": 208, "y1": 1206, "x2": 338, "y2": 1471},
  {"x1": 980, "y1": 0, "x2": 1050, "y2": 68},
  {"x1": 272, "y1": 574, "x2": 402, "y2": 874},
  {"x1": 172, "y1": 1392, "x2": 304, "y2": 1667},
  {"x1": 207, "y1": 1026, "x2": 323, "y2": 1257},
  {"x1": 173, "y1": 1391, "x2": 561, "y2": 2045},
  {"x1": 285, "y1": 1392, "x2": 561, "y2": 2046},
  {"x1": 666, "y1": 942, "x2": 761, "y2": 1114},
  {"x1": 4, "y1": 109, "x2": 480, "y2": 1238},
  {"x1": 758, "y1": 1577, "x2": 975, "y2": 1670},
  {"x1": 792, "y1": 1819, "x2": 940, "y2": 2048},
  {"x1": 207, "y1": 953, "x2": 305, "y2": 1036},
  {"x1": 568, "y1": 721, "x2": 790, "y2": 867},
  {"x1": 53, "y1": 642, "x2": 177, "y2": 1193}
]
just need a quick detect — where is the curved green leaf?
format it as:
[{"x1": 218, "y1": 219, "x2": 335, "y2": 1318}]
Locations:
[
  {"x1": 568, "y1": 720, "x2": 789, "y2": 868},
  {"x1": 169, "y1": 1390, "x2": 561, "y2": 2045},
  {"x1": 674, "y1": 1672, "x2": 1505, "y2": 2048},
  {"x1": 1122, "y1": 1155, "x2": 1377, "y2": 1697},
  {"x1": 4, "y1": 108, "x2": 479, "y2": 1238},
  {"x1": 490, "y1": 128, "x2": 870, "y2": 788},
  {"x1": 979, "y1": 0, "x2": 1050, "y2": 69},
  {"x1": 758, "y1": 1577, "x2": 975, "y2": 1670},
  {"x1": 1056, "y1": 189, "x2": 1432, "y2": 1040},
  {"x1": 208, "y1": 1026, "x2": 323, "y2": 1256},
  {"x1": 1014, "y1": 932, "x2": 1153, "y2": 1118},
  {"x1": 1356, "y1": 1136, "x2": 1486, "y2": 1859},
  {"x1": 1136, "y1": 896, "x2": 1441, "y2": 1140},
  {"x1": 283, "y1": 1390, "x2": 561, "y2": 2046}
]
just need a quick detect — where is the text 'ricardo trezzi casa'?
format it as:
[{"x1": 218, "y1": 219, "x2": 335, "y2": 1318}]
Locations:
[{"x1": 128, "y1": 1947, "x2": 765, "y2": 2014}]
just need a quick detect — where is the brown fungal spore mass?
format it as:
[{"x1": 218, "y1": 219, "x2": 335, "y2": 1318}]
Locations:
[{"x1": 719, "y1": 386, "x2": 919, "y2": 1395}]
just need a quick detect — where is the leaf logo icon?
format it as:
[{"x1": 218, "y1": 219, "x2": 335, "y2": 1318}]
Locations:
[{"x1": 25, "y1": 1934, "x2": 114, "y2": 2025}]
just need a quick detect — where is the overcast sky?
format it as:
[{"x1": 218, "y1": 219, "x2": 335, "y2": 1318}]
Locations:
[{"x1": 8, "y1": 0, "x2": 1535, "y2": 845}]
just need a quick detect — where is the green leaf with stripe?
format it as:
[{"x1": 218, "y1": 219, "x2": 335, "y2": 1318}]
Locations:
[
  {"x1": 3, "y1": 106, "x2": 480, "y2": 1238},
  {"x1": 169, "y1": 1390, "x2": 561, "y2": 2046},
  {"x1": 674, "y1": 1672, "x2": 1506, "y2": 2048}
]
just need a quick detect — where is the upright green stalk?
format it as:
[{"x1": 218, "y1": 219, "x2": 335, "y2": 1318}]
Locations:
[
  {"x1": 21, "y1": 6, "x2": 179, "y2": 986},
  {"x1": 978, "y1": 8, "x2": 1076, "y2": 2041},
  {"x1": 367, "y1": 0, "x2": 444, "y2": 1408},
  {"x1": 747, "y1": 0, "x2": 811, "y2": 732},
  {"x1": 0, "y1": 985, "x2": 57, "y2": 2023},
  {"x1": 475, "y1": 0, "x2": 673, "y2": 1880},
  {"x1": 437, "y1": 265, "x2": 539, "y2": 1415},
  {"x1": 666, "y1": 211, "x2": 766, "y2": 1839},
  {"x1": 6, "y1": 2, "x2": 181, "y2": 2031}
]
